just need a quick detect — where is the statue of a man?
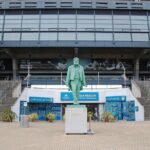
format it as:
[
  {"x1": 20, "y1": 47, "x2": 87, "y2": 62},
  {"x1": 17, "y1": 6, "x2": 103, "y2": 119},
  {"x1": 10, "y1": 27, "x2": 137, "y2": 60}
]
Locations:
[{"x1": 66, "y1": 57, "x2": 86, "y2": 104}]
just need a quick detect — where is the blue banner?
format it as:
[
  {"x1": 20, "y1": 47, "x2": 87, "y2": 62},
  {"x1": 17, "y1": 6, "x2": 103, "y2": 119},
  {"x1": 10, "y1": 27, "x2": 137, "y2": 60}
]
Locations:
[
  {"x1": 106, "y1": 96, "x2": 126, "y2": 102},
  {"x1": 29, "y1": 97, "x2": 53, "y2": 103},
  {"x1": 61, "y1": 92, "x2": 99, "y2": 101}
]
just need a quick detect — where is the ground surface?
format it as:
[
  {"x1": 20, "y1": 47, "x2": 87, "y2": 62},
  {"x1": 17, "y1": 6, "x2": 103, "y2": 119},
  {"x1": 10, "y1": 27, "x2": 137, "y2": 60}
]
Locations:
[{"x1": 0, "y1": 121, "x2": 150, "y2": 150}]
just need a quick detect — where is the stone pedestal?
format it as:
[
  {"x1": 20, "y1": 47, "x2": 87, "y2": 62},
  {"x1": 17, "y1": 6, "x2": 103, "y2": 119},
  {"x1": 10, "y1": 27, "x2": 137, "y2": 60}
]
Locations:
[{"x1": 65, "y1": 105, "x2": 87, "y2": 134}]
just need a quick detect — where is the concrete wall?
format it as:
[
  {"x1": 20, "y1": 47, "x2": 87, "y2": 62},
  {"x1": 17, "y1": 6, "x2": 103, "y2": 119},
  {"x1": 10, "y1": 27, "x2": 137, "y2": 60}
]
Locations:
[{"x1": 12, "y1": 87, "x2": 144, "y2": 121}]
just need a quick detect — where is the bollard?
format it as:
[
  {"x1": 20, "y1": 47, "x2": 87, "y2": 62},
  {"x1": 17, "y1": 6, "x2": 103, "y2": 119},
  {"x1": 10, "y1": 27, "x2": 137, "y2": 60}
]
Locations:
[{"x1": 20, "y1": 115, "x2": 29, "y2": 128}]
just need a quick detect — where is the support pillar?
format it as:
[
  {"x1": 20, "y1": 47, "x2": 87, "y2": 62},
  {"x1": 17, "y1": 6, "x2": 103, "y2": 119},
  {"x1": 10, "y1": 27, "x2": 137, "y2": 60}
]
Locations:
[
  {"x1": 134, "y1": 58, "x2": 140, "y2": 81},
  {"x1": 12, "y1": 58, "x2": 18, "y2": 80},
  {"x1": 74, "y1": 48, "x2": 78, "y2": 57}
]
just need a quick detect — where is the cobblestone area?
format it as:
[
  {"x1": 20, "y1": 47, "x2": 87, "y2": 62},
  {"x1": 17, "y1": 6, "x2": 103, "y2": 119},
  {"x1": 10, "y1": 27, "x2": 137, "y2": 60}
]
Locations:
[{"x1": 0, "y1": 121, "x2": 150, "y2": 150}]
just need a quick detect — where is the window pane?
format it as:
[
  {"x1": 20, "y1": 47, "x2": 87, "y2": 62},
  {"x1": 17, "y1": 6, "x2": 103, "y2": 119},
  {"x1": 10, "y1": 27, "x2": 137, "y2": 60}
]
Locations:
[
  {"x1": 59, "y1": 32, "x2": 75, "y2": 40},
  {"x1": 22, "y1": 33, "x2": 38, "y2": 40},
  {"x1": 96, "y1": 33, "x2": 112, "y2": 41},
  {"x1": 5, "y1": 15, "x2": 21, "y2": 19},
  {"x1": 41, "y1": 20, "x2": 57, "y2": 24},
  {"x1": 0, "y1": 33, "x2": 2, "y2": 40},
  {"x1": 41, "y1": 24, "x2": 57, "y2": 29},
  {"x1": 41, "y1": 15, "x2": 57, "y2": 19},
  {"x1": 4, "y1": 33, "x2": 20, "y2": 41},
  {"x1": 23, "y1": 15, "x2": 39, "y2": 19},
  {"x1": 77, "y1": 15, "x2": 94, "y2": 19},
  {"x1": 132, "y1": 33, "x2": 149, "y2": 41},
  {"x1": 59, "y1": 24, "x2": 75, "y2": 30},
  {"x1": 59, "y1": 15, "x2": 75, "y2": 19},
  {"x1": 77, "y1": 33, "x2": 94, "y2": 40},
  {"x1": 95, "y1": 15, "x2": 112, "y2": 19},
  {"x1": 114, "y1": 15, "x2": 129, "y2": 20},
  {"x1": 0, "y1": 15, "x2": 4, "y2": 19},
  {"x1": 4, "y1": 24, "x2": 21, "y2": 31},
  {"x1": 114, "y1": 33, "x2": 131, "y2": 41},
  {"x1": 40, "y1": 32, "x2": 57, "y2": 40}
]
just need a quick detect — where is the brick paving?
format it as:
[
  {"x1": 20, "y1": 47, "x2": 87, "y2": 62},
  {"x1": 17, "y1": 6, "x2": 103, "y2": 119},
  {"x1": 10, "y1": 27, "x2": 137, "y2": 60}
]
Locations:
[{"x1": 0, "y1": 121, "x2": 150, "y2": 150}]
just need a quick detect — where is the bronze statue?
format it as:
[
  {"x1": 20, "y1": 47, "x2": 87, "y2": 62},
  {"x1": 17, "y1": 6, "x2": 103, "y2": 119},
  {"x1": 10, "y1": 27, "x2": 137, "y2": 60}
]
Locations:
[{"x1": 66, "y1": 57, "x2": 86, "y2": 104}]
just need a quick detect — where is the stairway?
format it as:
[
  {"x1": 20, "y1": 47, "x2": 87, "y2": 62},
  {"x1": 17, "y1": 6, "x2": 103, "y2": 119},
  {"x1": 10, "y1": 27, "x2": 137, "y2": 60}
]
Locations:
[
  {"x1": 0, "y1": 81, "x2": 20, "y2": 112},
  {"x1": 135, "y1": 81, "x2": 150, "y2": 120}
]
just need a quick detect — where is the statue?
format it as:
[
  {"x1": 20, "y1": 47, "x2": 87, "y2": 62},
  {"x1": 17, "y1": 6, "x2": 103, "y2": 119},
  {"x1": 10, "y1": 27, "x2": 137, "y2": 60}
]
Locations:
[{"x1": 66, "y1": 57, "x2": 86, "y2": 105}]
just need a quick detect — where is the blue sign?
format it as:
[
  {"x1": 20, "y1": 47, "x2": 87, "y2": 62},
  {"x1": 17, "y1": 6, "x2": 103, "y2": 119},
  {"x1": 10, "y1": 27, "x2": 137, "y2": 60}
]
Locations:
[
  {"x1": 61, "y1": 92, "x2": 99, "y2": 101},
  {"x1": 106, "y1": 96, "x2": 126, "y2": 102},
  {"x1": 29, "y1": 97, "x2": 53, "y2": 103}
]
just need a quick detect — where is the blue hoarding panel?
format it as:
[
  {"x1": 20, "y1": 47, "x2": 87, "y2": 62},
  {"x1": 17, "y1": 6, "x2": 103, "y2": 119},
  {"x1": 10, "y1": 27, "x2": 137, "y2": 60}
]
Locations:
[
  {"x1": 29, "y1": 97, "x2": 53, "y2": 103},
  {"x1": 106, "y1": 96, "x2": 126, "y2": 102},
  {"x1": 61, "y1": 92, "x2": 99, "y2": 101}
]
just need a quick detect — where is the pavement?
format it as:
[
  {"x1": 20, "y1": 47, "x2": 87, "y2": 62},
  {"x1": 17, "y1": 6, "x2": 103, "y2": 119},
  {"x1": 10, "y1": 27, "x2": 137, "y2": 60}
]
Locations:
[{"x1": 0, "y1": 121, "x2": 150, "y2": 150}]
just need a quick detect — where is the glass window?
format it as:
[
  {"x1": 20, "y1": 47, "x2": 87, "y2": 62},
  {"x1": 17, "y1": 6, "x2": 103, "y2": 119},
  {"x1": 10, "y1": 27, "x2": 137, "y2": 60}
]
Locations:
[
  {"x1": 131, "y1": 15, "x2": 147, "y2": 20},
  {"x1": 22, "y1": 33, "x2": 38, "y2": 41},
  {"x1": 5, "y1": 20, "x2": 21, "y2": 24},
  {"x1": 41, "y1": 15, "x2": 57, "y2": 19},
  {"x1": 5, "y1": 15, "x2": 21, "y2": 19},
  {"x1": 77, "y1": 23, "x2": 94, "y2": 29},
  {"x1": 40, "y1": 32, "x2": 57, "y2": 40},
  {"x1": 4, "y1": 33, "x2": 20, "y2": 41},
  {"x1": 41, "y1": 20, "x2": 58, "y2": 24},
  {"x1": 77, "y1": 33, "x2": 94, "y2": 41},
  {"x1": 59, "y1": 19, "x2": 75, "y2": 24},
  {"x1": 96, "y1": 33, "x2": 113, "y2": 41},
  {"x1": 0, "y1": 24, "x2": 3, "y2": 31},
  {"x1": 59, "y1": 24, "x2": 75, "y2": 30},
  {"x1": 40, "y1": 24, "x2": 57, "y2": 30},
  {"x1": 95, "y1": 15, "x2": 112, "y2": 19},
  {"x1": 96, "y1": 20, "x2": 112, "y2": 24},
  {"x1": 59, "y1": 15, "x2": 75, "y2": 19},
  {"x1": 114, "y1": 33, "x2": 131, "y2": 41},
  {"x1": 77, "y1": 15, "x2": 94, "y2": 19},
  {"x1": 0, "y1": 33, "x2": 2, "y2": 40},
  {"x1": 0, "y1": 15, "x2": 4, "y2": 19},
  {"x1": 59, "y1": 32, "x2": 76, "y2": 40},
  {"x1": 132, "y1": 33, "x2": 149, "y2": 41},
  {"x1": 4, "y1": 24, "x2": 21, "y2": 31},
  {"x1": 23, "y1": 15, "x2": 39, "y2": 19},
  {"x1": 95, "y1": 24, "x2": 112, "y2": 31},
  {"x1": 114, "y1": 15, "x2": 129, "y2": 20}
]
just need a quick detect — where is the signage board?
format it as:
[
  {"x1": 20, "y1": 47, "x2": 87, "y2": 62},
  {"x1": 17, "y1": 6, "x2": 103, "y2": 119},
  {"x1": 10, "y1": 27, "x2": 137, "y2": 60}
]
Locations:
[
  {"x1": 29, "y1": 97, "x2": 53, "y2": 103},
  {"x1": 61, "y1": 92, "x2": 99, "y2": 102},
  {"x1": 106, "y1": 96, "x2": 126, "y2": 102}
]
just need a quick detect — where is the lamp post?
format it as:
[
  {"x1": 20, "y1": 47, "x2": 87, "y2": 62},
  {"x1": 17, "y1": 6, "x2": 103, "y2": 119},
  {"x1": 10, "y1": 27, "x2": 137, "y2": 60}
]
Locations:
[
  {"x1": 26, "y1": 62, "x2": 31, "y2": 88},
  {"x1": 121, "y1": 62, "x2": 126, "y2": 88}
]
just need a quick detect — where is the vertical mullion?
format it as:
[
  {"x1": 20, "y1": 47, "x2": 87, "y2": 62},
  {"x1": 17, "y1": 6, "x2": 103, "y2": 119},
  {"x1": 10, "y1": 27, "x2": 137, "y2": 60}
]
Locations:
[
  {"x1": 2, "y1": 10, "x2": 5, "y2": 42},
  {"x1": 20, "y1": 10, "x2": 23, "y2": 42},
  {"x1": 57, "y1": 10, "x2": 59, "y2": 41},
  {"x1": 129, "y1": 10, "x2": 132, "y2": 42},
  {"x1": 112, "y1": 10, "x2": 114, "y2": 42},
  {"x1": 75, "y1": 9, "x2": 77, "y2": 41},
  {"x1": 38, "y1": 10, "x2": 41, "y2": 42},
  {"x1": 146, "y1": 11, "x2": 150, "y2": 43},
  {"x1": 94, "y1": 10, "x2": 96, "y2": 42}
]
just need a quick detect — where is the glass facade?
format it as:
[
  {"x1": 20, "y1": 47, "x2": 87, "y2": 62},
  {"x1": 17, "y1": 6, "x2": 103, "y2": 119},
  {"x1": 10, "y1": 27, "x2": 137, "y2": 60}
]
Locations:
[{"x1": 0, "y1": 10, "x2": 150, "y2": 42}]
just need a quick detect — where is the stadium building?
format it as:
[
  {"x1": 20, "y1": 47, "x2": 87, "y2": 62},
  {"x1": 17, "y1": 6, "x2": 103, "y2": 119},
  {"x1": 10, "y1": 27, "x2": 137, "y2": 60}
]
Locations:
[{"x1": 0, "y1": 0, "x2": 150, "y2": 121}]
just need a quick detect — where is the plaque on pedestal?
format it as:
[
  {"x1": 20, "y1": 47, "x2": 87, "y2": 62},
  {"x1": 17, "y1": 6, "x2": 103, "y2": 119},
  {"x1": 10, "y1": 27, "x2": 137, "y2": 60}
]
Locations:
[{"x1": 65, "y1": 105, "x2": 87, "y2": 134}]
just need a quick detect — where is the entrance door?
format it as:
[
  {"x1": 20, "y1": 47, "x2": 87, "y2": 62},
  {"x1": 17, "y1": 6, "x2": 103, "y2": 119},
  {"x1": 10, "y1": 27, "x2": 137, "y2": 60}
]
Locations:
[{"x1": 38, "y1": 103, "x2": 46, "y2": 120}]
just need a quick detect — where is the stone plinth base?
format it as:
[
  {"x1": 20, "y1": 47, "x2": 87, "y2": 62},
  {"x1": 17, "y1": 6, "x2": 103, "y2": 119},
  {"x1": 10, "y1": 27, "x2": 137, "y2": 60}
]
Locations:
[{"x1": 65, "y1": 105, "x2": 87, "y2": 134}]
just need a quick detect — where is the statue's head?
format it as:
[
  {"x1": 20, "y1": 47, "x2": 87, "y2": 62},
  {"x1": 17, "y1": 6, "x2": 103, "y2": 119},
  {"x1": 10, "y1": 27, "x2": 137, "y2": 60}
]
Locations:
[{"x1": 73, "y1": 57, "x2": 79, "y2": 66}]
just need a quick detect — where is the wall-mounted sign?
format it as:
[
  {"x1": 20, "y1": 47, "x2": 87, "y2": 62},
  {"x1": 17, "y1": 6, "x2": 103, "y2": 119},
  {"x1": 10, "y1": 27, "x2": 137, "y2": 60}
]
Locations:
[
  {"x1": 106, "y1": 96, "x2": 126, "y2": 102},
  {"x1": 29, "y1": 97, "x2": 53, "y2": 103},
  {"x1": 61, "y1": 92, "x2": 99, "y2": 101}
]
